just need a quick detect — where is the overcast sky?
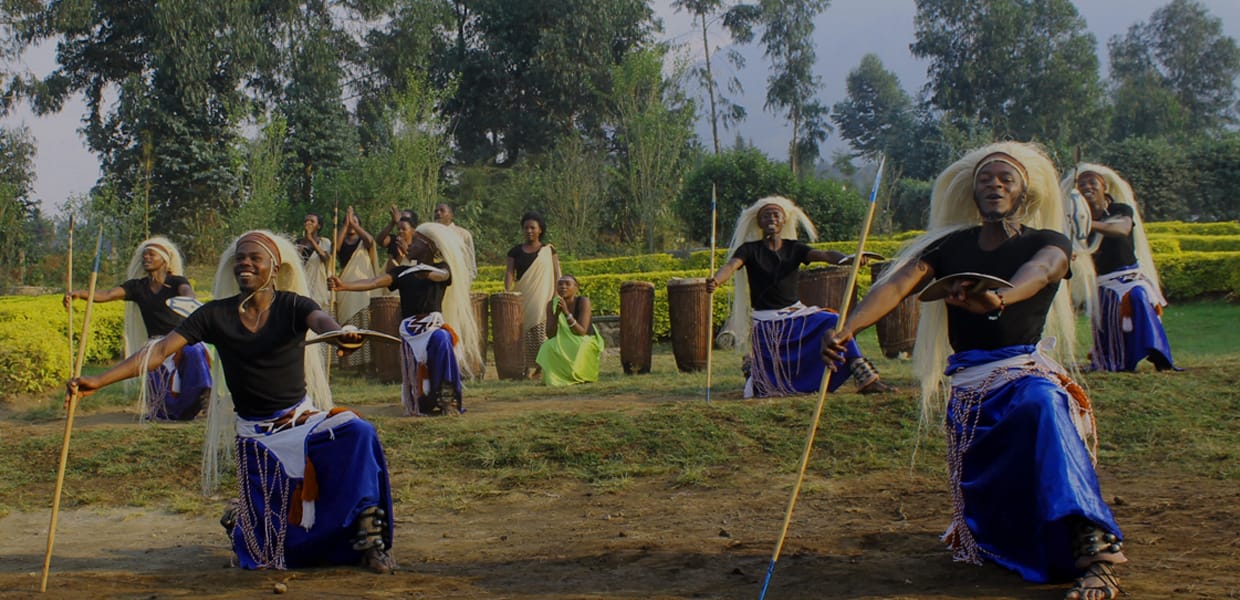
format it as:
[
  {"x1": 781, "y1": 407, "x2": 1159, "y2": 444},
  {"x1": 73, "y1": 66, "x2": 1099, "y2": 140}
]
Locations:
[{"x1": 3, "y1": 0, "x2": 1239, "y2": 215}]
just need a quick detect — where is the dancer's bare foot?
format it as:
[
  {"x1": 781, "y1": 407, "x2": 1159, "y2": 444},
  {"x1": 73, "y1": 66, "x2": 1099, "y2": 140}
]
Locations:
[{"x1": 1064, "y1": 561, "x2": 1121, "y2": 600}]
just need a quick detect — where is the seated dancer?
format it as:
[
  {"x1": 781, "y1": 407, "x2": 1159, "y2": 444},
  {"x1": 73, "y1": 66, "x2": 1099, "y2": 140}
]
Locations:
[
  {"x1": 64, "y1": 236, "x2": 211, "y2": 421},
  {"x1": 330, "y1": 220, "x2": 480, "y2": 416},
  {"x1": 706, "y1": 196, "x2": 891, "y2": 397},
  {"x1": 536, "y1": 274, "x2": 604, "y2": 386},
  {"x1": 295, "y1": 213, "x2": 333, "y2": 307},
  {"x1": 822, "y1": 142, "x2": 1125, "y2": 600},
  {"x1": 1069, "y1": 164, "x2": 1178, "y2": 372},
  {"x1": 69, "y1": 231, "x2": 397, "y2": 574}
]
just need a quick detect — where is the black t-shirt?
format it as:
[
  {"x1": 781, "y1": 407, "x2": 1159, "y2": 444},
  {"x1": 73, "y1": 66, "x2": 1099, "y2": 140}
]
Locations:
[
  {"x1": 507, "y1": 244, "x2": 554, "y2": 280},
  {"x1": 732, "y1": 239, "x2": 813, "y2": 310},
  {"x1": 338, "y1": 236, "x2": 361, "y2": 266},
  {"x1": 175, "y1": 291, "x2": 319, "y2": 417},
  {"x1": 121, "y1": 275, "x2": 191, "y2": 336},
  {"x1": 387, "y1": 263, "x2": 450, "y2": 319},
  {"x1": 920, "y1": 226, "x2": 1071, "y2": 352},
  {"x1": 1091, "y1": 201, "x2": 1137, "y2": 275}
]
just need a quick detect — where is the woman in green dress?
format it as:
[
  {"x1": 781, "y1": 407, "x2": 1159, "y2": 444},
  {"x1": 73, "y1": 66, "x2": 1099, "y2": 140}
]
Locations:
[{"x1": 536, "y1": 274, "x2": 603, "y2": 386}]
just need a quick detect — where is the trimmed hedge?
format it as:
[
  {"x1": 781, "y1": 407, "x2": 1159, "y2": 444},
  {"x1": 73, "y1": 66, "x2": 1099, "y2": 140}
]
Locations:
[
  {"x1": 1149, "y1": 234, "x2": 1240, "y2": 253},
  {"x1": 0, "y1": 296, "x2": 125, "y2": 397},
  {"x1": 1145, "y1": 221, "x2": 1240, "y2": 236},
  {"x1": 1154, "y1": 251, "x2": 1240, "y2": 301}
]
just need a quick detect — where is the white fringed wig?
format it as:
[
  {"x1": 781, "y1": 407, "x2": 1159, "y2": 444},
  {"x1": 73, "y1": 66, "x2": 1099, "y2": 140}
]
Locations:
[
  {"x1": 1063, "y1": 163, "x2": 1161, "y2": 295},
  {"x1": 201, "y1": 230, "x2": 333, "y2": 495},
  {"x1": 877, "y1": 142, "x2": 1078, "y2": 425},
  {"x1": 722, "y1": 195, "x2": 818, "y2": 353},
  {"x1": 127, "y1": 236, "x2": 188, "y2": 420},
  {"x1": 124, "y1": 236, "x2": 186, "y2": 356},
  {"x1": 414, "y1": 222, "x2": 483, "y2": 380}
]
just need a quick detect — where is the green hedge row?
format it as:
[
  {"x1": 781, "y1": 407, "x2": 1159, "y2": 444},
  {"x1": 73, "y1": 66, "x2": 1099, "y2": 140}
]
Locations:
[
  {"x1": 1155, "y1": 251, "x2": 1240, "y2": 301},
  {"x1": 1144, "y1": 221, "x2": 1240, "y2": 235},
  {"x1": 1147, "y1": 234, "x2": 1240, "y2": 253},
  {"x1": 0, "y1": 296, "x2": 125, "y2": 398}
]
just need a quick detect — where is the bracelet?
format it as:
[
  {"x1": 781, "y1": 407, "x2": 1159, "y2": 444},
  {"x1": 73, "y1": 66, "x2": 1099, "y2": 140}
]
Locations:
[{"x1": 986, "y1": 290, "x2": 1005, "y2": 321}]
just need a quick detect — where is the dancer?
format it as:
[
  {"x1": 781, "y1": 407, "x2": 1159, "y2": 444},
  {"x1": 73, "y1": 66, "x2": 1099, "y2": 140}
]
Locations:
[
  {"x1": 822, "y1": 142, "x2": 1125, "y2": 599},
  {"x1": 434, "y1": 202, "x2": 477, "y2": 279},
  {"x1": 377, "y1": 205, "x2": 417, "y2": 261},
  {"x1": 706, "y1": 196, "x2": 891, "y2": 397},
  {"x1": 536, "y1": 274, "x2": 604, "y2": 386},
  {"x1": 69, "y1": 230, "x2": 397, "y2": 574},
  {"x1": 295, "y1": 213, "x2": 332, "y2": 307},
  {"x1": 331, "y1": 222, "x2": 480, "y2": 415},
  {"x1": 504, "y1": 211, "x2": 560, "y2": 379},
  {"x1": 1067, "y1": 164, "x2": 1178, "y2": 372},
  {"x1": 64, "y1": 236, "x2": 211, "y2": 421}
]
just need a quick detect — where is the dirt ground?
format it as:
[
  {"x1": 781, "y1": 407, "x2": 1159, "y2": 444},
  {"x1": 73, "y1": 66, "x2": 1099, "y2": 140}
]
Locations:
[{"x1": 2, "y1": 390, "x2": 1238, "y2": 600}]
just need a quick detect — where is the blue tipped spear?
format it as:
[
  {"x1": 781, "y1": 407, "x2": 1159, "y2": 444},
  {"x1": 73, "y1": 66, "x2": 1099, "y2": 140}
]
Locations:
[
  {"x1": 705, "y1": 182, "x2": 718, "y2": 403},
  {"x1": 757, "y1": 156, "x2": 886, "y2": 600},
  {"x1": 43, "y1": 227, "x2": 104, "y2": 593}
]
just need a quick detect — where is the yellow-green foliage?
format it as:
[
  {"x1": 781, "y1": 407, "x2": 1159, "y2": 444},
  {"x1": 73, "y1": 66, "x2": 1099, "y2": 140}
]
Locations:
[
  {"x1": 1145, "y1": 221, "x2": 1240, "y2": 236},
  {"x1": 0, "y1": 295, "x2": 125, "y2": 397},
  {"x1": 1154, "y1": 251, "x2": 1240, "y2": 301},
  {"x1": 1149, "y1": 237, "x2": 1181, "y2": 254},
  {"x1": 1150, "y1": 234, "x2": 1240, "y2": 253}
]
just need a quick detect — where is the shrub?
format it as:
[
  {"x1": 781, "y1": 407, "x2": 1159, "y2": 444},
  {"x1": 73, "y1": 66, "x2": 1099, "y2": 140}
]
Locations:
[
  {"x1": 1154, "y1": 251, "x2": 1240, "y2": 301},
  {"x1": 0, "y1": 295, "x2": 125, "y2": 398},
  {"x1": 1145, "y1": 221, "x2": 1240, "y2": 236},
  {"x1": 1149, "y1": 234, "x2": 1240, "y2": 253}
]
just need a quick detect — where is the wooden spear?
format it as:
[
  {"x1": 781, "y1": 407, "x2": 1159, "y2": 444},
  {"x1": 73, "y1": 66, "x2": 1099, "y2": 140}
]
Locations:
[
  {"x1": 65, "y1": 215, "x2": 75, "y2": 380},
  {"x1": 42, "y1": 226, "x2": 103, "y2": 593},
  {"x1": 705, "y1": 182, "x2": 718, "y2": 403},
  {"x1": 757, "y1": 156, "x2": 886, "y2": 600}
]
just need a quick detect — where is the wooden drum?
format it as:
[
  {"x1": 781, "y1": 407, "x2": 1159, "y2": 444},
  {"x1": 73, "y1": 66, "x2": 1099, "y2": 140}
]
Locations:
[
  {"x1": 471, "y1": 292, "x2": 489, "y2": 379},
  {"x1": 798, "y1": 265, "x2": 856, "y2": 312},
  {"x1": 667, "y1": 278, "x2": 710, "y2": 372},
  {"x1": 489, "y1": 291, "x2": 525, "y2": 380},
  {"x1": 870, "y1": 261, "x2": 919, "y2": 358},
  {"x1": 368, "y1": 296, "x2": 403, "y2": 383},
  {"x1": 619, "y1": 280, "x2": 655, "y2": 374}
]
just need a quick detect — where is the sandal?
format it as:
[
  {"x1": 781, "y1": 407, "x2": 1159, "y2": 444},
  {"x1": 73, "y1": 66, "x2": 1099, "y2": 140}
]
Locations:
[{"x1": 1064, "y1": 561, "x2": 1122, "y2": 600}]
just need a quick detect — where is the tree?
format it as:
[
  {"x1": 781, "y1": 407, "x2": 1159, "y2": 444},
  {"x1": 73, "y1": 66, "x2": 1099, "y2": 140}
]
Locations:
[
  {"x1": 731, "y1": 0, "x2": 830, "y2": 177},
  {"x1": 1108, "y1": 0, "x2": 1240, "y2": 135},
  {"x1": 911, "y1": 0, "x2": 1105, "y2": 150},
  {"x1": 535, "y1": 133, "x2": 607, "y2": 257},
  {"x1": 671, "y1": 0, "x2": 754, "y2": 154},
  {"x1": 278, "y1": 1, "x2": 360, "y2": 208},
  {"x1": 677, "y1": 146, "x2": 863, "y2": 244},
  {"x1": 442, "y1": 0, "x2": 654, "y2": 166},
  {"x1": 11, "y1": 0, "x2": 266, "y2": 260},
  {"x1": 0, "y1": 126, "x2": 37, "y2": 282},
  {"x1": 609, "y1": 48, "x2": 696, "y2": 252},
  {"x1": 831, "y1": 54, "x2": 914, "y2": 161}
]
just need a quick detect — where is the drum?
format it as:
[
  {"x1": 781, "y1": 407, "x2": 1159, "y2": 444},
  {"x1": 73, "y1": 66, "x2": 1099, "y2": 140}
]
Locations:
[
  {"x1": 490, "y1": 291, "x2": 525, "y2": 380},
  {"x1": 667, "y1": 278, "x2": 710, "y2": 372},
  {"x1": 619, "y1": 281, "x2": 655, "y2": 374},
  {"x1": 368, "y1": 296, "x2": 403, "y2": 383},
  {"x1": 870, "y1": 261, "x2": 919, "y2": 358},
  {"x1": 798, "y1": 265, "x2": 856, "y2": 312},
  {"x1": 471, "y1": 292, "x2": 489, "y2": 379}
]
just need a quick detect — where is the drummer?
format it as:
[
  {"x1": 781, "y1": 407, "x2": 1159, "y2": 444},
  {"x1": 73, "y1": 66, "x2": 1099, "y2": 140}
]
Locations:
[
  {"x1": 65, "y1": 236, "x2": 212, "y2": 421},
  {"x1": 706, "y1": 196, "x2": 892, "y2": 397},
  {"x1": 330, "y1": 221, "x2": 481, "y2": 415}
]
